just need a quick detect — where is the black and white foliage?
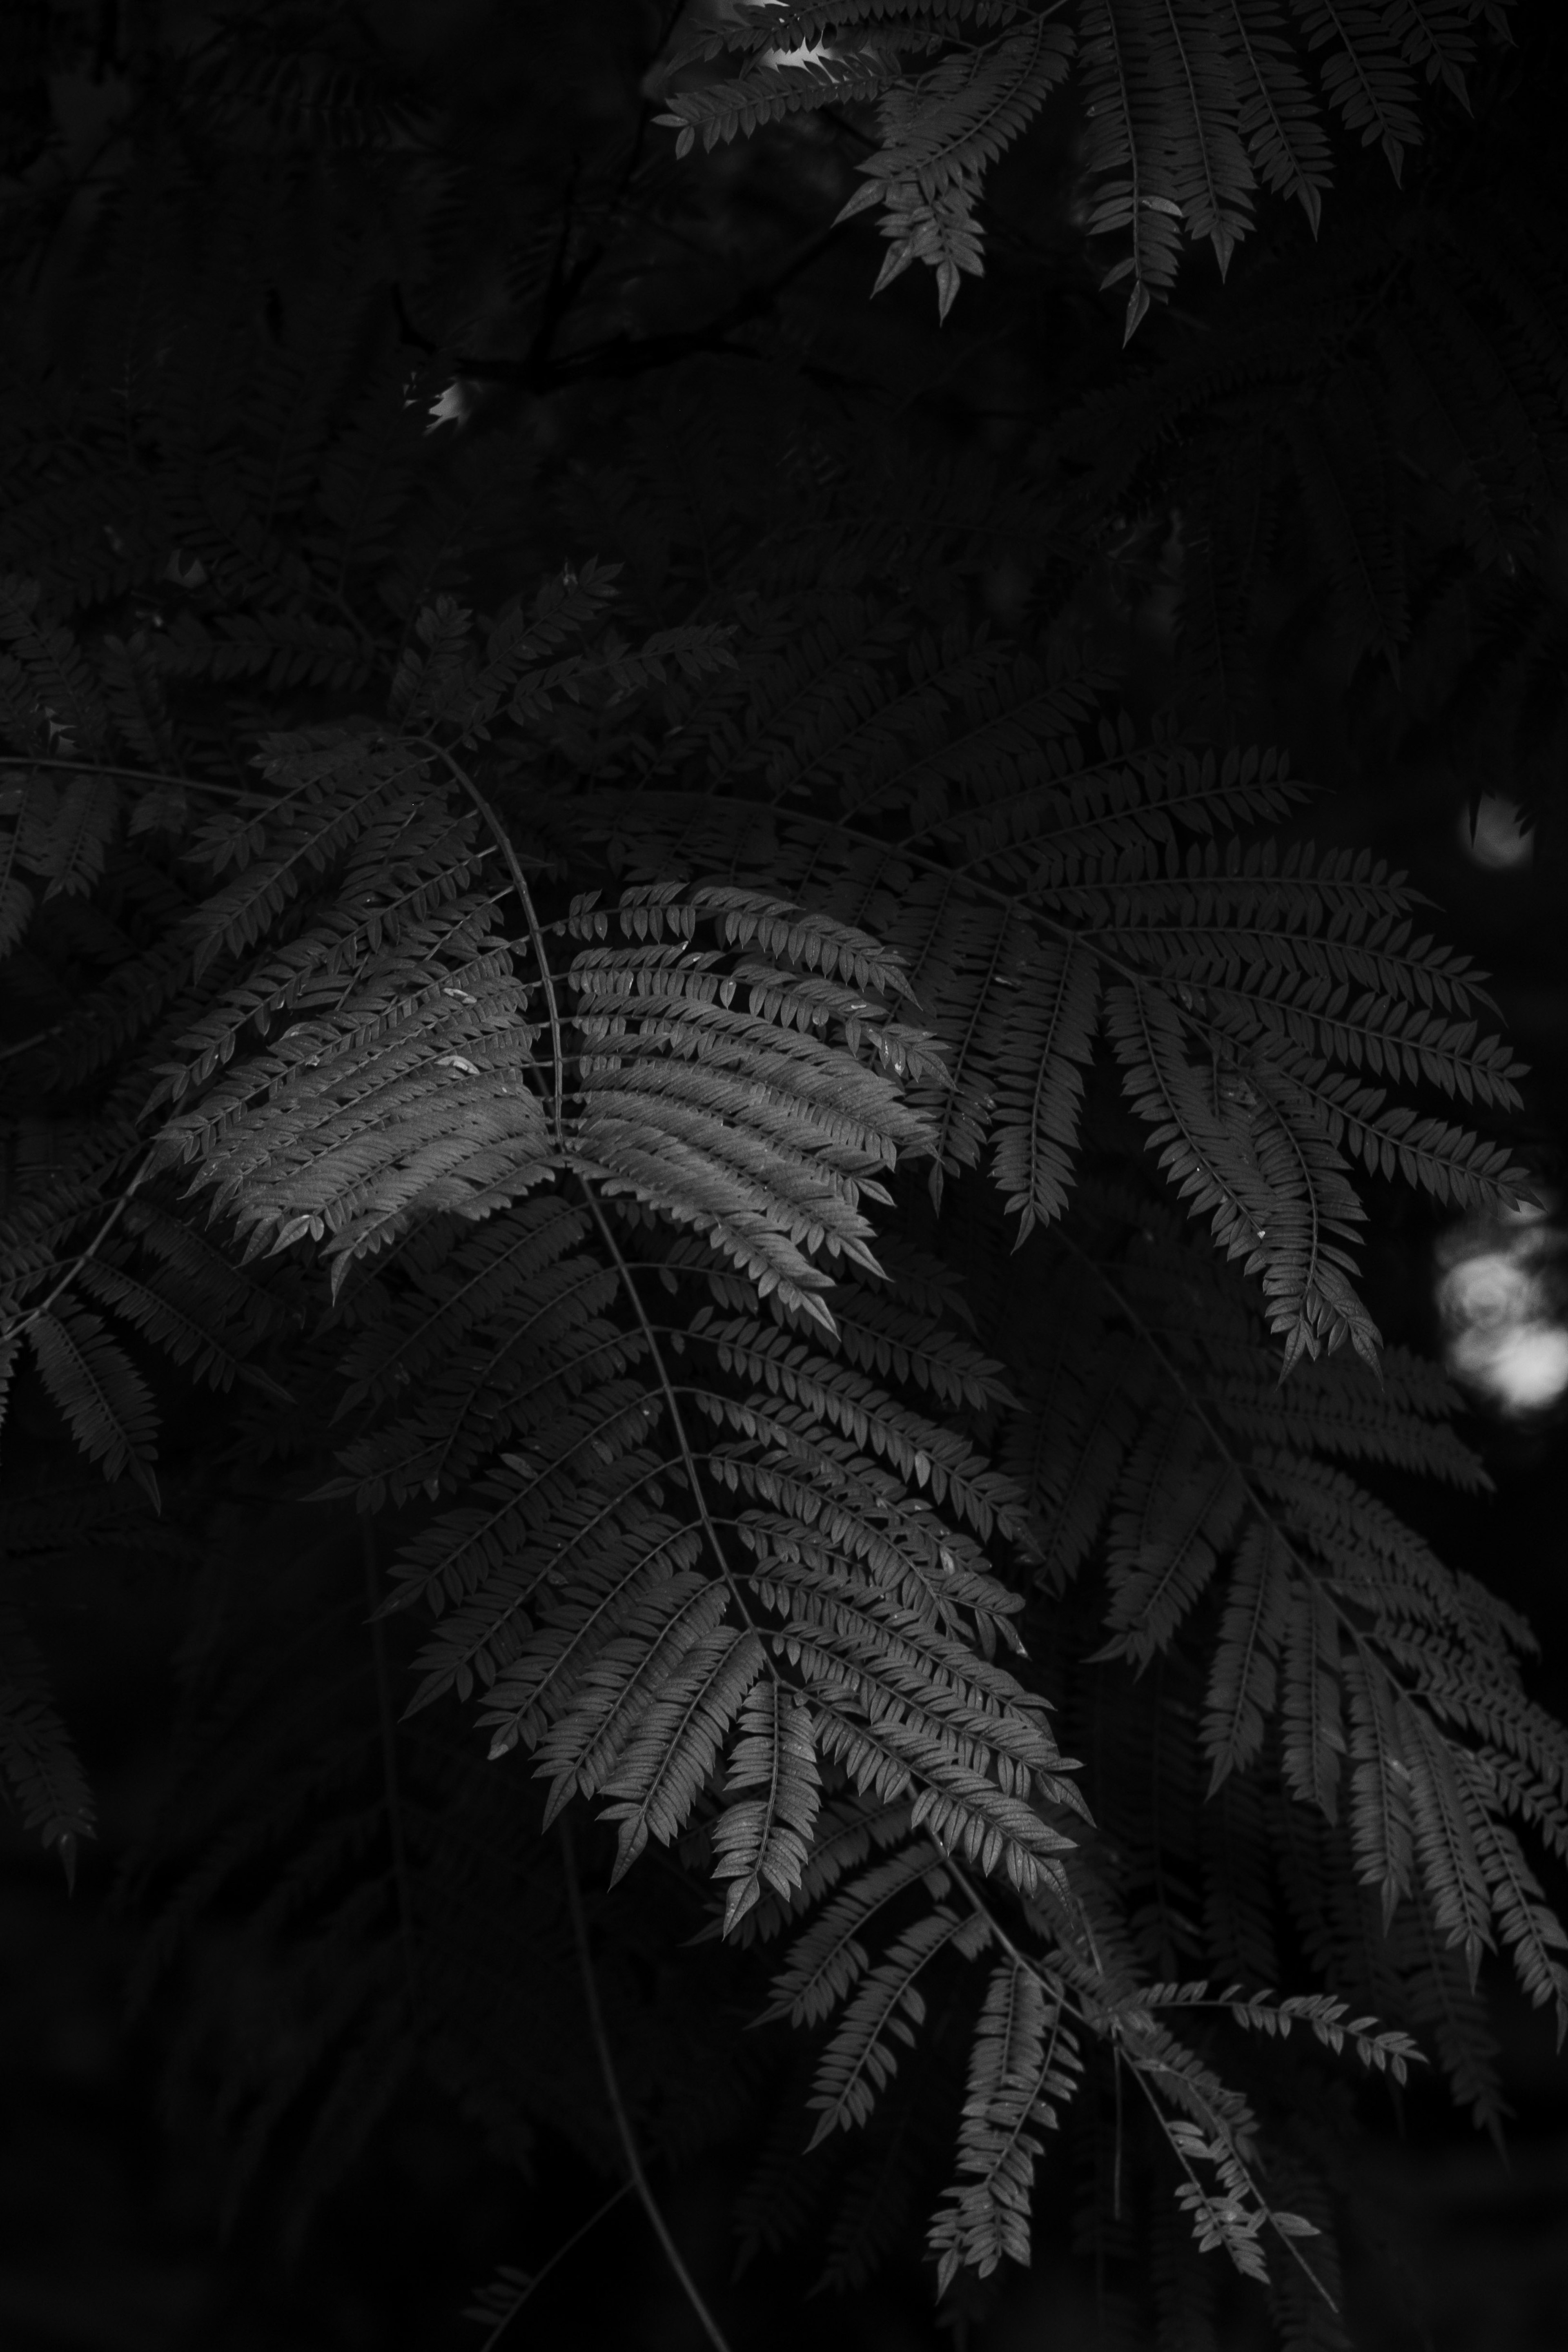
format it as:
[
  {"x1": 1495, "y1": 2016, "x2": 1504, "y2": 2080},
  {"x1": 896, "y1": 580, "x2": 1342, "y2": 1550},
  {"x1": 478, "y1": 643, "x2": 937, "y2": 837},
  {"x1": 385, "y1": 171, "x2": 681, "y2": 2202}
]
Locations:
[
  {"x1": 1, "y1": 2, "x2": 1564, "y2": 2341},
  {"x1": 659, "y1": 0, "x2": 1510, "y2": 330}
]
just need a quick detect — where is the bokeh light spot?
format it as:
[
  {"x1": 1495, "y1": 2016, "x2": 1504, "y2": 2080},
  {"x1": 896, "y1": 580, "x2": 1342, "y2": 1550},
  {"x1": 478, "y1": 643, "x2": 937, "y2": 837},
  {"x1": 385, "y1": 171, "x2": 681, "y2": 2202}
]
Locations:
[
  {"x1": 1460, "y1": 794, "x2": 1533, "y2": 871},
  {"x1": 426, "y1": 382, "x2": 471, "y2": 433},
  {"x1": 1437, "y1": 1200, "x2": 1568, "y2": 1414}
]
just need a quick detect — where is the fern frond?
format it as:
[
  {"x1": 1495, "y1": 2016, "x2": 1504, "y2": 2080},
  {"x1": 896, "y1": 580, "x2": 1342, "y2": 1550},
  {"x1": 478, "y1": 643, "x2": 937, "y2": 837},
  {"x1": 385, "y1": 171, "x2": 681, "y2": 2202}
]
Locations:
[
  {"x1": 701, "y1": 1314, "x2": 1020, "y2": 1533},
  {"x1": 988, "y1": 939, "x2": 1100, "y2": 1239},
  {"x1": 1221, "y1": 1982, "x2": 1418, "y2": 2075},
  {"x1": 1078, "y1": 0, "x2": 1192, "y2": 340},
  {"x1": 826, "y1": 1269, "x2": 1017, "y2": 1412},
  {"x1": 0, "y1": 779, "x2": 42, "y2": 954},
  {"x1": 98, "y1": 631, "x2": 181, "y2": 768},
  {"x1": 1214, "y1": 1341, "x2": 1488, "y2": 1490},
  {"x1": 156, "y1": 953, "x2": 551, "y2": 1277},
  {"x1": 77, "y1": 1251, "x2": 279, "y2": 1395},
  {"x1": 526, "y1": 1564, "x2": 732, "y2": 1819},
  {"x1": 928, "y1": 1956, "x2": 1083, "y2": 2290},
  {"x1": 207, "y1": 612, "x2": 372, "y2": 692},
  {"x1": 597, "y1": 1626, "x2": 768, "y2": 1882},
  {"x1": 762, "y1": 1844, "x2": 951, "y2": 2028},
  {"x1": 806, "y1": 1900, "x2": 989, "y2": 2145},
  {"x1": 26, "y1": 1303, "x2": 160, "y2": 1503},
  {"x1": 1, "y1": 212, "x2": 1561, "y2": 2330},
  {"x1": 1107, "y1": 978, "x2": 1339, "y2": 1358},
  {"x1": 1291, "y1": 0, "x2": 1422, "y2": 179},
  {"x1": 0, "y1": 769, "x2": 120, "y2": 917},
  {"x1": 1341, "y1": 1647, "x2": 1414, "y2": 1925},
  {"x1": 34, "y1": 772, "x2": 120, "y2": 898},
  {"x1": 1008, "y1": 1302, "x2": 1146, "y2": 1588},
  {"x1": 716, "y1": 1793, "x2": 915, "y2": 1951},
  {"x1": 1203, "y1": 1521, "x2": 1292, "y2": 1787},
  {"x1": 1455, "y1": 1764, "x2": 1568, "y2": 2024},
  {"x1": 1223, "y1": 0, "x2": 1332, "y2": 227},
  {"x1": 1100, "y1": 1428, "x2": 1247, "y2": 1666},
  {"x1": 184, "y1": 730, "x2": 433, "y2": 976},
  {"x1": 837, "y1": 22, "x2": 1076, "y2": 321},
  {"x1": 1280, "y1": 1581, "x2": 1346, "y2": 1819},
  {"x1": 0, "y1": 1605, "x2": 96, "y2": 1884},
  {"x1": 659, "y1": 49, "x2": 903, "y2": 158},
  {"x1": 1397, "y1": 1694, "x2": 1492, "y2": 1971},
  {"x1": 712, "y1": 1681, "x2": 824, "y2": 1931},
  {"x1": 1392, "y1": 1898, "x2": 1503, "y2": 2130},
  {"x1": 0, "y1": 575, "x2": 112, "y2": 755}
]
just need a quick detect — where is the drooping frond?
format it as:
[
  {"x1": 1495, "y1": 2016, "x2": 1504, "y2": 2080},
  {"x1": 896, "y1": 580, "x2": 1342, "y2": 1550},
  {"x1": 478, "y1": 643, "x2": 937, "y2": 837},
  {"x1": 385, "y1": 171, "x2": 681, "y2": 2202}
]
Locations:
[
  {"x1": 0, "y1": 1605, "x2": 96, "y2": 1885},
  {"x1": 927, "y1": 1955, "x2": 1083, "y2": 2290},
  {"x1": 611, "y1": 595, "x2": 1529, "y2": 1372},
  {"x1": 831, "y1": 21, "x2": 1078, "y2": 323},
  {"x1": 0, "y1": 270, "x2": 1561, "y2": 2339},
  {"x1": 805, "y1": 1900, "x2": 992, "y2": 2143},
  {"x1": 653, "y1": 0, "x2": 1506, "y2": 330},
  {"x1": 26, "y1": 1303, "x2": 160, "y2": 1503},
  {"x1": 712, "y1": 1680, "x2": 825, "y2": 1931},
  {"x1": 0, "y1": 682, "x2": 1072, "y2": 1929}
]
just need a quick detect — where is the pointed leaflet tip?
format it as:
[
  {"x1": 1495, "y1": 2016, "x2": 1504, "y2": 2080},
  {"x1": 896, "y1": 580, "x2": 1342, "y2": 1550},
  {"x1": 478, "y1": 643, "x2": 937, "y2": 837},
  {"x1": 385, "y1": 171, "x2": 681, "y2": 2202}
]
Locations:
[
  {"x1": 797, "y1": 1288, "x2": 838, "y2": 1338},
  {"x1": 834, "y1": 179, "x2": 885, "y2": 227},
  {"x1": 871, "y1": 240, "x2": 918, "y2": 301}
]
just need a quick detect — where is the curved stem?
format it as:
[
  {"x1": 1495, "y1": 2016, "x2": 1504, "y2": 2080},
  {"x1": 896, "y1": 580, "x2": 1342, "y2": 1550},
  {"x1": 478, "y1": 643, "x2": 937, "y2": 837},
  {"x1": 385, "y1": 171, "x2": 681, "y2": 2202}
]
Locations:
[
  {"x1": 474, "y1": 2182, "x2": 633, "y2": 2352},
  {"x1": 415, "y1": 737, "x2": 566, "y2": 1142},
  {"x1": 626, "y1": 778, "x2": 1368, "y2": 1118},
  {"x1": 0, "y1": 751, "x2": 268, "y2": 804},
  {"x1": 417, "y1": 735, "x2": 769, "y2": 1643},
  {"x1": 1061, "y1": 1235, "x2": 1423, "y2": 1711},
  {"x1": 942, "y1": 1849, "x2": 1336, "y2": 2308},
  {"x1": 0, "y1": 1155, "x2": 150, "y2": 1349},
  {"x1": 559, "y1": 1816, "x2": 736, "y2": 2352},
  {"x1": 362, "y1": 1524, "x2": 420, "y2": 2034},
  {"x1": 576, "y1": 1180, "x2": 768, "y2": 1637}
]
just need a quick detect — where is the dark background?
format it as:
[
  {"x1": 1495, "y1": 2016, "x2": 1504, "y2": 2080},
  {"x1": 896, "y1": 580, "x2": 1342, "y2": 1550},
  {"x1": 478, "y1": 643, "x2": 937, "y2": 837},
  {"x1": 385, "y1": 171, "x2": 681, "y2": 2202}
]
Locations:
[{"x1": 2, "y1": 3, "x2": 1567, "y2": 2345}]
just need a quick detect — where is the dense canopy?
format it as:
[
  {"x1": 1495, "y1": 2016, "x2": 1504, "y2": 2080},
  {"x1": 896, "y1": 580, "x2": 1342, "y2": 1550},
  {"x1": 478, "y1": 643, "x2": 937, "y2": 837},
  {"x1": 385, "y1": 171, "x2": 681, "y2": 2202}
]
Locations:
[{"x1": 1, "y1": 4, "x2": 1565, "y2": 2347}]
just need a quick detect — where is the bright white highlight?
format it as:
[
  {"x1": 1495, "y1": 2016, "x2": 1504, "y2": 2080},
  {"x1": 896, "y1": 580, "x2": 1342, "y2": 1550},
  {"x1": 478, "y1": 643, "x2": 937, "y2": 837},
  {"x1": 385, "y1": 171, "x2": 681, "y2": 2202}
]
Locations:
[
  {"x1": 1437, "y1": 1200, "x2": 1568, "y2": 1414},
  {"x1": 755, "y1": 0, "x2": 833, "y2": 69},
  {"x1": 1481, "y1": 1325, "x2": 1568, "y2": 1410},
  {"x1": 426, "y1": 382, "x2": 471, "y2": 433},
  {"x1": 1460, "y1": 794, "x2": 1533, "y2": 871}
]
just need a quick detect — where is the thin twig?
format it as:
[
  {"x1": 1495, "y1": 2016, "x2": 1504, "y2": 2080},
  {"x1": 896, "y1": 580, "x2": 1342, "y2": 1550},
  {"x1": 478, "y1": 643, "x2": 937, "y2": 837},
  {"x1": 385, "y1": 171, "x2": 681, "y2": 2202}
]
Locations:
[
  {"x1": 0, "y1": 1155, "x2": 150, "y2": 1349},
  {"x1": 559, "y1": 1816, "x2": 736, "y2": 2352},
  {"x1": 416, "y1": 739, "x2": 566, "y2": 1140},
  {"x1": 576, "y1": 1181, "x2": 768, "y2": 1633},
  {"x1": 941, "y1": 1849, "x2": 1339, "y2": 2310},
  {"x1": 1060, "y1": 1234, "x2": 1439, "y2": 1732},
  {"x1": 420, "y1": 737, "x2": 766, "y2": 1637},
  {"x1": 0, "y1": 752, "x2": 270, "y2": 804},
  {"x1": 362, "y1": 1523, "x2": 420, "y2": 2034},
  {"x1": 472, "y1": 2182, "x2": 633, "y2": 2352}
]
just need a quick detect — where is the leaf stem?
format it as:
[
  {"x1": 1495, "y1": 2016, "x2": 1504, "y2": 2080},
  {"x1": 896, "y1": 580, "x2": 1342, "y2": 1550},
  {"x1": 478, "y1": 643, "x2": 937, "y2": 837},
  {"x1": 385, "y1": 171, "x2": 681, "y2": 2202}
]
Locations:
[
  {"x1": 559, "y1": 1816, "x2": 736, "y2": 2352},
  {"x1": 363, "y1": 1523, "x2": 420, "y2": 2033},
  {"x1": 1063, "y1": 1236, "x2": 1425, "y2": 1725},
  {"x1": 0, "y1": 1156, "x2": 150, "y2": 1350},
  {"x1": 0, "y1": 751, "x2": 268, "y2": 804},
  {"x1": 415, "y1": 737, "x2": 567, "y2": 1142},
  {"x1": 941, "y1": 1850, "x2": 1337, "y2": 2307},
  {"x1": 418, "y1": 734, "x2": 771, "y2": 1648},
  {"x1": 472, "y1": 2181, "x2": 633, "y2": 2352}
]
